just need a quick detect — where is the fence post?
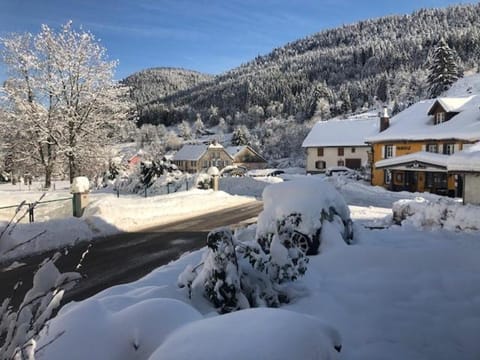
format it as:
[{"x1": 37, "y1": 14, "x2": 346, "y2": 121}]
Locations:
[
  {"x1": 167, "y1": 183, "x2": 170, "y2": 194},
  {"x1": 186, "y1": 178, "x2": 188, "y2": 191},
  {"x1": 144, "y1": 186, "x2": 147, "y2": 198},
  {"x1": 28, "y1": 203, "x2": 34, "y2": 223},
  {"x1": 116, "y1": 188, "x2": 120, "y2": 198}
]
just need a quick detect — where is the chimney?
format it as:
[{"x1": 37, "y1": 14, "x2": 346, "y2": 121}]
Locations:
[{"x1": 379, "y1": 107, "x2": 390, "y2": 132}]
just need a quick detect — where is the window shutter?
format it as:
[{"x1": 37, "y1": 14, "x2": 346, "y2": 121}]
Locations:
[
  {"x1": 421, "y1": 144, "x2": 426, "y2": 152},
  {"x1": 392, "y1": 146, "x2": 396, "y2": 157},
  {"x1": 381, "y1": 145, "x2": 385, "y2": 159},
  {"x1": 454, "y1": 144, "x2": 460, "y2": 153}
]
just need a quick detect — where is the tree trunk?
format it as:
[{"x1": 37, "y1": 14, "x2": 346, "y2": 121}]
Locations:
[
  {"x1": 68, "y1": 155, "x2": 77, "y2": 184},
  {"x1": 44, "y1": 165, "x2": 52, "y2": 189}
]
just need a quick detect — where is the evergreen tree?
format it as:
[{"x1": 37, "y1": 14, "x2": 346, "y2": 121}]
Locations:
[
  {"x1": 376, "y1": 75, "x2": 389, "y2": 103},
  {"x1": 231, "y1": 125, "x2": 250, "y2": 146},
  {"x1": 427, "y1": 39, "x2": 463, "y2": 97}
]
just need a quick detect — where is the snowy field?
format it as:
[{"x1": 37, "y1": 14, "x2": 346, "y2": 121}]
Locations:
[{"x1": 28, "y1": 175, "x2": 480, "y2": 360}]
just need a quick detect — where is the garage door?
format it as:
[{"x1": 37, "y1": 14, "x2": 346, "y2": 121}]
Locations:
[{"x1": 345, "y1": 158, "x2": 362, "y2": 169}]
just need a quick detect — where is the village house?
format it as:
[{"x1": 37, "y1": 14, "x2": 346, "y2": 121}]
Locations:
[
  {"x1": 172, "y1": 142, "x2": 234, "y2": 173},
  {"x1": 302, "y1": 115, "x2": 379, "y2": 174},
  {"x1": 366, "y1": 96, "x2": 480, "y2": 196},
  {"x1": 225, "y1": 145, "x2": 268, "y2": 170}
]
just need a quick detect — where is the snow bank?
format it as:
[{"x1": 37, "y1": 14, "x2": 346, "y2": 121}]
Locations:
[
  {"x1": 392, "y1": 197, "x2": 480, "y2": 231},
  {"x1": 37, "y1": 298, "x2": 202, "y2": 360},
  {"x1": 150, "y1": 308, "x2": 341, "y2": 360}
]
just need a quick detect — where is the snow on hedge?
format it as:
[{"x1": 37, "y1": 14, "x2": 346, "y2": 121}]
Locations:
[
  {"x1": 392, "y1": 197, "x2": 480, "y2": 231},
  {"x1": 257, "y1": 178, "x2": 350, "y2": 244},
  {"x1": 150, "y1": 308, "x2": 341, "y2": 360}
]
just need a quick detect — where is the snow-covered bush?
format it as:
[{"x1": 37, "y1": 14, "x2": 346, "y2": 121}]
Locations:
[
  {"x1": 256, "y1": 179, "x2": 353, "y2": 255},
  {"x1": 393, "y1": 197, "x2": 480, "y2": 231},
  {"x1": 179, "y1": 178, "x2": 353, "y2": 313},
  {"x1": 113, "y1": 159, "x2": 193, "y2": 195},
  {"x1": 0, "y1": 254, "x2": 80, "y2": 360},
  {"x1": 179, "y1": 223, "x2": 309, "y2": 313},
  {"x1": 149, "y1": 308, "x2": 342, "y2": 360}
]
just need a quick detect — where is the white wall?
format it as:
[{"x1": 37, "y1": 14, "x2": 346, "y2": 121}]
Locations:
[
  {"x1": 464, "y1": 174, "x2": 480, "y2": 205},
  {"x1": 305, "y1": 146, "x2": 370, "y2": 173}
]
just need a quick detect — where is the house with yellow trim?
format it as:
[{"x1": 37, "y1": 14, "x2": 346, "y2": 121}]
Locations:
[{"x1": 366, "y1": 96, "x2": 480, "y2": 196}]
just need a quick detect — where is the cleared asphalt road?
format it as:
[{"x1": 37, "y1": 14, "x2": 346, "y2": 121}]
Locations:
[{"x1": 0, "y1": 200, "x2": 263, "y2": 307}]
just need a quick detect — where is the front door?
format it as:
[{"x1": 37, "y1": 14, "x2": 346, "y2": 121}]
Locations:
[{"x1": 405, "y1": 171, "x2": 418, "y2": 192}]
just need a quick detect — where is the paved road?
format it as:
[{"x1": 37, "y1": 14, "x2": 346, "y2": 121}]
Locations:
[{"x1": 0, "y1": 201, "x2": 263, "y2": 307}]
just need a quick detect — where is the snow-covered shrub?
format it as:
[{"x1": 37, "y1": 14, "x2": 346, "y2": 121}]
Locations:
[
  {"x1": 0, "y1": 254, "x2": 80, "y2": 360},
  {"x1": 179, "y1": 179, "x2": 353, "y2": 313},
  {"x1": 392, "y1": 197, "x2": 480, "y2": 231},
  {"x1": 149, "y1": 308, "x2": 342, "y2": 360},
  {"x1": 197, "y1": 228, "x2": 247, "y2": 313},
  {"x1": 256, "y1": 179, "x2": 353, "y2": 255},
  {"x1": 113, "y1": 159, "x2": 192, "y2": 195},
  {"x1": 179, "y1": 224, "x2": 309, "y2": 313}
]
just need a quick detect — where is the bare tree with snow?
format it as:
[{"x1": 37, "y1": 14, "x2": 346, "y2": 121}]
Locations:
[{"x1": 0, "y1": 21, "x2": 132, "y2": 187}]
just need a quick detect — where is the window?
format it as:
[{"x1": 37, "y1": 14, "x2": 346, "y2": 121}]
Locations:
[
  {"x1": 351, "y1": 147, "x2": 356, "y2": 153},
  {"x1": 337, "y1": 160, "x2": 345, "y2": 166},
  {"x1": 426, "y1": 144, "x2": 438, "y2": 153},
  {"x1": 190, "y1": 161, "x2": 196, "y2": 167},
  {"x1": 317, "y1": 147, "x2": 324, "y2": 156},
  {"x1": 384, "y1": 145, "x2": 393, "y2": 158},
  {"x1": 395, "y1": 173, "x2": 404, "y2": 184},
  {"x1": 338, "y1": 147, "x2": 344, "y2": 156},
  {"x1": 203, "y1": 160, "x2": 208, "y2": 168},
  {"x1": 443, "y1": 143, "x2": 455, "y2": 155},
  {"x1": 315, "y1": 160, "x2": 326, "y2": 170},
  {"x1": 384, "y1": 170, "x2": 392, "y2": 184},
  {"x1": 434, "y1": 112, "x2": 446, "y2": 125}
]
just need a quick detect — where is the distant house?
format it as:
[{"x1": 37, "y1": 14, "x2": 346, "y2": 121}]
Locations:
[
  {"x1": 225, "y1": 145, "x2": 268, "y2": 170},
  {"x1": 172, "y1": 142, "x2": 234, "y2": 173},
  {"x1": 366, "y1": 96, "x2": 480, "y2": 196},
  {"x1": 447, "y1": 142, "x2": 480, "y2": 205},
  {"x1": 302, "y1": 115, "x2": 379, "y2": 174}
]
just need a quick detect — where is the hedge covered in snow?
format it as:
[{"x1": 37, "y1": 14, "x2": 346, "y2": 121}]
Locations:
[
  {"x1": 393, "y1": 198, "x2": 480, "y2": 231},
  {"x1": 178, "y1": 178, "x2": 354, "y2": 313}
]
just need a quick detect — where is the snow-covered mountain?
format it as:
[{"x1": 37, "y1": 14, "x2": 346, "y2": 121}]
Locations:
[{"x1": 127, "y1": 4, "x2": 480, "y2": 128}]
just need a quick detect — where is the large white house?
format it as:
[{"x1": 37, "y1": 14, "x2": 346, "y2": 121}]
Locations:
[{"x1": 302, "y1": 115, "x2": 379, "y2": 174}]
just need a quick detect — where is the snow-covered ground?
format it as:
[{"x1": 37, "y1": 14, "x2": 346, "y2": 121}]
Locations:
[{"x1": 30, "y1": 175, "x2": 480, "y2": 360}]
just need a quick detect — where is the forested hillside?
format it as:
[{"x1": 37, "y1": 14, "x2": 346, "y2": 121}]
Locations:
[
  {"x1": 128, "y1": 4, "x2": 480, "y2": 128},
  {"x1": 122, "y1": 68, "x2": 212, "y2": 125}
]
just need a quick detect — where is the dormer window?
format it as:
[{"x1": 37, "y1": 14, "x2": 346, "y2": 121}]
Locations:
[{"x1": 434, "y1": 112, "x2": 446, "y2": 125}]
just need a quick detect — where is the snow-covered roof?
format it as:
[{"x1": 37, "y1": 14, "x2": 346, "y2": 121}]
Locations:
[
  {"x1": 172, "y1": 145, "x2": 208, "y2": 161},
  {"x1": 225, "y1": 146, "x2": 247, "y2": 157},
  {"x1": 367, "y1": 96, "x2": 480, "y2": 143},
  {"x1": 302, "y1": 118, "x2": 379, "y2": 147},
  {"x1": 376, "y1": 151, "x2": 449, "y2": 169},
  {"x1": 428, "y1": 97, "x2": 472, "y2": 114},
  {"x1": 447, "y1": 142, "x2": 480, "y2": 172}
]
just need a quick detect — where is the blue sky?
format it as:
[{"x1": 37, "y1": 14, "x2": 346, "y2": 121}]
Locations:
[{"x1": 0, "y1": 0, "x2": 474, "y2": 80}]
